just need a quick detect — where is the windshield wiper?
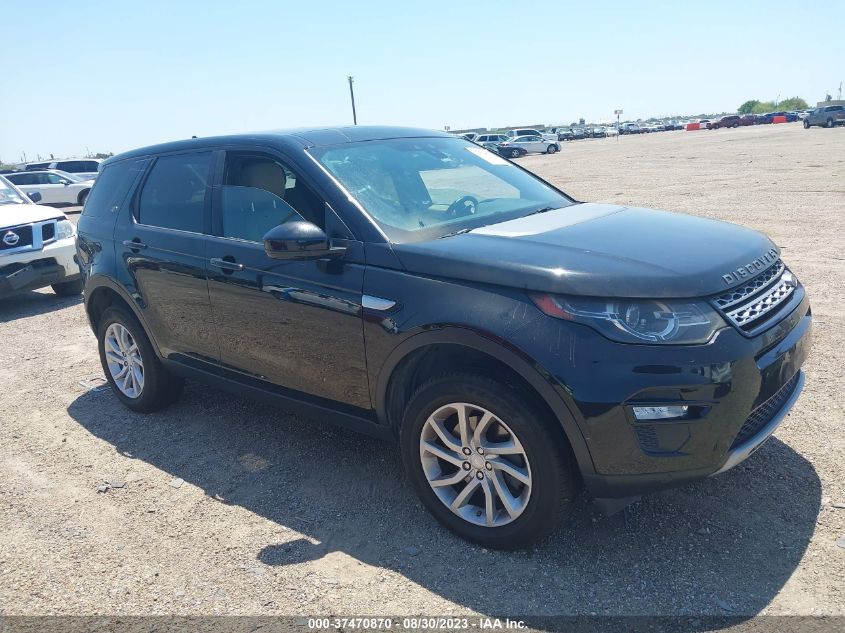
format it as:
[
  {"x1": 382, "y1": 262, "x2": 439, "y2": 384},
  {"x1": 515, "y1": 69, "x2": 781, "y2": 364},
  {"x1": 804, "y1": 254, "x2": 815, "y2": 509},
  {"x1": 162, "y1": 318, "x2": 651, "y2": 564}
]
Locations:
[
  {"x1": 526, "y1": 206, "x2": 558, "y2": 216},
  {"x1": 439, "y1": 227, "x2": 474, "y2": 238}
]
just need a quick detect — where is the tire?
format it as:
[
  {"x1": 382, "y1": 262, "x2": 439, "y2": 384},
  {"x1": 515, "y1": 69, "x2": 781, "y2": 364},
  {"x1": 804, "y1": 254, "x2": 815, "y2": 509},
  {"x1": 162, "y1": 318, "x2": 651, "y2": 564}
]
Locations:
[
  {"x1": 546, "y1": 144, "x2": 557, "y2": 154},
  {"x1": 826, "y1": 118, "x2": 835, "y2": 128},
  {"x1": 51, "y1": 278, "x2": 83, "y2": 296},
  {"x1": 77, "y1": 189, "x2": 90, "y2": 206},
  {"x1": 400, "y1": 373, "x2": 579, "y2": 549},
  {"x1": 97, "y1": 305, "x2": 184, "y2": 413},
  {"x1": 510, "y1": 149, "x2": 520, "y2": 158},
  {"x1": 804, "y1": 119, "x2": 810, "y2": 129}
]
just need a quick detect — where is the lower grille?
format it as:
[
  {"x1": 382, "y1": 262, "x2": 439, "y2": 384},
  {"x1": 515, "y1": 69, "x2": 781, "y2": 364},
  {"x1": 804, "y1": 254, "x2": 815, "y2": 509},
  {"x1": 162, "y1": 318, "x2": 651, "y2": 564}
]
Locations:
[{"x1": 730, "y1": 373, "x2": 800, "y2": 449}]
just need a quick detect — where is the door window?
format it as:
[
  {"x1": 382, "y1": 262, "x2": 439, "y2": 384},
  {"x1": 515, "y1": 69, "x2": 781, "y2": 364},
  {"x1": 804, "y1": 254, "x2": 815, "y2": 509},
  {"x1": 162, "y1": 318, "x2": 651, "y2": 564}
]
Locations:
[
  {"x1": 45, "y1": 173, "x2": 66, "y2": 184},
  {"x1": 219, "y1": 153, "x2": 324, "y2": 242},
  {"x1": 137, "y1": 152, "x2": 211, "y2": 233}
]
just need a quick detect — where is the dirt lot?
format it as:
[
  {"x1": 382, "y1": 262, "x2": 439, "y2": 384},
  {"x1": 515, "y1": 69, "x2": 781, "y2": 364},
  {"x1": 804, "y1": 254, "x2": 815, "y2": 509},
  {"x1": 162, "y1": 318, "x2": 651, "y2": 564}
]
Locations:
[{"x1": 1, "y1": 124, "x2": 843, "y2": 620}]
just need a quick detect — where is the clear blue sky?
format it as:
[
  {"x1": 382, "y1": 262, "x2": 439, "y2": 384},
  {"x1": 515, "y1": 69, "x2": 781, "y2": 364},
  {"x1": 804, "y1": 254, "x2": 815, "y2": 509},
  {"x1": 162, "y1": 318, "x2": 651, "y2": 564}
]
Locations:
[{"x1": 1, "y1": 0, "x2": 842, "y2": 162}]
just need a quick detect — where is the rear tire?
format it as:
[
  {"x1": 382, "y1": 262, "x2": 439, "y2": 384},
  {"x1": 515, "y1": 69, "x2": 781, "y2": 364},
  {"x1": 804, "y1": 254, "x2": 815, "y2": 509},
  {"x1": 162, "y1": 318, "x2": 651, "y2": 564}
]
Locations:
[
  {"x1": 51, "y1": 278, "x2": 83, "y2": 296},
  {"x1": 97, "y1": 305, "x2": 184, "y2": 413},
  {"x1": 827, "y1": 118, "x2": 835, "y2": 128},
  {"x1": 400, "y1": 373, "x2": 579, "y2": 549},
  {"x1": 804, "y1": 119, "x2": 810, "y2": 129}
]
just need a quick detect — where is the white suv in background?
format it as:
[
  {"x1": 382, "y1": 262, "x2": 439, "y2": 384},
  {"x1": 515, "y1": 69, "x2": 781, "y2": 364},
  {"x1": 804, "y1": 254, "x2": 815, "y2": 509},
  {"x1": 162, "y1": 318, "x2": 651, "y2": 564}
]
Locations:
[
  {"x1": 0, "y1": 175, "x2": 81, "y2": 298},
  {"x1": 5, "y1": 170, "x2": 93, "y2": 206},
  {"x1": 26, "y1": 158, "x2": 102, "y2": 180},
  {"x1": 506, "y1": 128, "x2": 558, "y2": 142}
]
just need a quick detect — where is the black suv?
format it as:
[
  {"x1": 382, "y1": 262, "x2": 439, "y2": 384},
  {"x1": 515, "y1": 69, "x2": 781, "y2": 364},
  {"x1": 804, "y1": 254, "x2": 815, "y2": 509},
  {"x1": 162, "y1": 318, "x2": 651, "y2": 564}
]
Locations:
[{"x1": 76, "y1": 127, "x2": 811, "y2": 548}]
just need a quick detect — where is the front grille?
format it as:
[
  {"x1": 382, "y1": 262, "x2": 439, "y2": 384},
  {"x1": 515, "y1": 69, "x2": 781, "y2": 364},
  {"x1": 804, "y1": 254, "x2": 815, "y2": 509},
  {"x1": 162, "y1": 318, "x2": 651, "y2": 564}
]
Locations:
[
  {"x1": 41, "y1": 222, "x2": 56, "y2": 242},
  {"x1": 712, "y1": 260, "x2": 797, "y2": 333},
  {"x1": 713, "y1": 260, "x2": 784, "y2": 309},
  {"x1": 730, "y1": 373, "x2": 800, "y2": 449},
  {"x1": 0, "y1": 224, "x2": 34, "y2": 251}
]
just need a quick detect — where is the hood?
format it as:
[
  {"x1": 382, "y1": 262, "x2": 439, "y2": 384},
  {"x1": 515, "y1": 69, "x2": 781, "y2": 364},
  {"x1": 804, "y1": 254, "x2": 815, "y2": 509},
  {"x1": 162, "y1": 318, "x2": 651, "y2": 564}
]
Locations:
[
  {"x1": 392, "y1": 203, "x2": 778, "y2": 299},
  {"x1": 0, "y1": 203, "x2": 66, "y2": 229}
]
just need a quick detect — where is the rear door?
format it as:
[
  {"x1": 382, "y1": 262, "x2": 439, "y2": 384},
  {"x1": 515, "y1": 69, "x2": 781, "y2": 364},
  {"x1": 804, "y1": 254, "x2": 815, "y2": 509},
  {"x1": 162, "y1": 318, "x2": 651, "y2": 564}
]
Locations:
[
  {"x1": 204, "y1": 149, "x2": 371, "y2": 409},
  {"x1": 112, "y1": 150, "x2": 218, "y2": 363}
]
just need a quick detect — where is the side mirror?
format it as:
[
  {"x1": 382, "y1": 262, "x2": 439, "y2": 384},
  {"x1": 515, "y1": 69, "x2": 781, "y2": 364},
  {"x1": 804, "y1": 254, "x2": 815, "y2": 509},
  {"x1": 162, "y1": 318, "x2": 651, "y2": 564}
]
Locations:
[
  {"x1": 59, "y1": 179, "x2": 71, "y2": 186},
  {"x1": 28, "y1": 191, "x2": 42, "y2": 203},
  {"x1": 263, "y1": 221, "x2": 346, "y2": 261}
]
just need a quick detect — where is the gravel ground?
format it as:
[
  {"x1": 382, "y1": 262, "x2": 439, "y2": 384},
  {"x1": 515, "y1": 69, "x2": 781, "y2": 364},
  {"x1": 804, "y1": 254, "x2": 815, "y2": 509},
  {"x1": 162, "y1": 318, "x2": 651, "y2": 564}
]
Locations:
[{"x1": 1, "y1": 124, "x2": 843, "y2": 620}]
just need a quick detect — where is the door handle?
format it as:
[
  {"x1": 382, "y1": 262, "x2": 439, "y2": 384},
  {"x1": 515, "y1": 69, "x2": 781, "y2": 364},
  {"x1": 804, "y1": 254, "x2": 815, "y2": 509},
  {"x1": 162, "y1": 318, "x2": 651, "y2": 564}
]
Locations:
[
  {"x1": 209, "y1": 257, "x2": 244, "y2": 272},
  {"x1": 122, "y1": 239, "x2": 147, "y2": 250}
]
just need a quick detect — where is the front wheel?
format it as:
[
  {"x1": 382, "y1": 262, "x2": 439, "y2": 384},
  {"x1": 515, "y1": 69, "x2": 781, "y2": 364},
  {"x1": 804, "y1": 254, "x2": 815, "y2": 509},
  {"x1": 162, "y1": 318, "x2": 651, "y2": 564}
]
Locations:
[
  {"x1": 400, "y1": 373, "x2": 579, "y2": 549},
  {"x1": 546, "y1": 144, "x2": 557, "y2": 154},
  {"x1": 51, "y1": 278, "x2": 83, "y2": 297},
  {"x1": 97, "y1": 305, "x2": 184, "y2": 412},
  {"x1": 804, "y1": 119, "x2": 810, "y2": 129},
  {"x1": 827, "y1": 118, "x2": 835, "y2": 128},
  {"x1": 77, "y1": 189, "x2": 90, "y2": 206},
  {"x1": 510, "y1": 149, "x2": 521, "y2": 158}
]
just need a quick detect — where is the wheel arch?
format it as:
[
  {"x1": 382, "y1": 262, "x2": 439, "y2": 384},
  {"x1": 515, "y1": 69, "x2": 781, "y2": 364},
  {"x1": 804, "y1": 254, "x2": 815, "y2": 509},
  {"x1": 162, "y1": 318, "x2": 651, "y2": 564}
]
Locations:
[
  {"x1": 84, "y1": 276, "x2": 163, "y2": 359},
  {"x1": 375, "y1": 328, "x2": 596, "y2": 476}
]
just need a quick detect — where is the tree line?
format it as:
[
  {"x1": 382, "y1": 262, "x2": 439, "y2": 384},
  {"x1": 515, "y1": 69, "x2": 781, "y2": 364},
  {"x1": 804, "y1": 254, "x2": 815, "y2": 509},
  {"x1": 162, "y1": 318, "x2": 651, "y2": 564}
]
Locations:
[{"x1": 738, "y1": 97, "x2": 809, "y2": 114}]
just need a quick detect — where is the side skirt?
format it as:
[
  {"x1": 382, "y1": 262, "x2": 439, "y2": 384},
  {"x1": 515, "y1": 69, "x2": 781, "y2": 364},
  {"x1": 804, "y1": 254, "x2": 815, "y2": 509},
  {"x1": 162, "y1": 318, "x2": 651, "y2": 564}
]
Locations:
[{"x1": 163, "y1": 358, "x2": 393, "y2": 442}]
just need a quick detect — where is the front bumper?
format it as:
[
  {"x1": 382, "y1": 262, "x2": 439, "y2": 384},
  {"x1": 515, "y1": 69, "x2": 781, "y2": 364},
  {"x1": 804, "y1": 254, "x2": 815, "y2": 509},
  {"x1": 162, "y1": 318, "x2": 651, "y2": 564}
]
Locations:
[
  {"x1": 509, "y1": 290, "x2": 812, "y2": 498},
  {"x1": 0, "y1": 237, "x2": 80, "y2": 297}
]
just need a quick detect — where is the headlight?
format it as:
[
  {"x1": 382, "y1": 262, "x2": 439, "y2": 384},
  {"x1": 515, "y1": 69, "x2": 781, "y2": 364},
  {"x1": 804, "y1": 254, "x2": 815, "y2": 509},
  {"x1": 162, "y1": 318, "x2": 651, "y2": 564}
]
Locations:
[
  {"x1": 531, "y1": 295, "x2": 727, "y2": 345},
  {"x1": 56, "y1": 219, "x2": 75, "y2": 240}
]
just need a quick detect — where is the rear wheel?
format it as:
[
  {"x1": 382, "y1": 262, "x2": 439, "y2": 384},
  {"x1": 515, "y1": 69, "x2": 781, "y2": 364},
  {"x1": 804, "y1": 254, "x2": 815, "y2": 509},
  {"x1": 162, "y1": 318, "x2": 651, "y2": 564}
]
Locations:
[
  {"x1": 51, "y1": 278, "x2": 83, "y2": 296},
  {"x1": 97, "y1": 305, "x2": 184, "y2": 412},
  {"x1": 400, "y1": 373, "x2": 579, "y2": 549},
  {"x1": 827, "y1": 118, "x2": 835, "y2": 128},
  {"x1": 804, "y1": 119, "x2": 810, "y2": 129}
]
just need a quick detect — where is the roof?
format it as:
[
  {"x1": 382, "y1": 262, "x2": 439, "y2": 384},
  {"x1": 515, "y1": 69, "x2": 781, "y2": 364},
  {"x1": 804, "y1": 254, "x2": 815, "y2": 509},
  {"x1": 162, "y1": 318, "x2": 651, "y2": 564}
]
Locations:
[{"x1": 106, "y1": 126, "x2": 451, "y2": 166}]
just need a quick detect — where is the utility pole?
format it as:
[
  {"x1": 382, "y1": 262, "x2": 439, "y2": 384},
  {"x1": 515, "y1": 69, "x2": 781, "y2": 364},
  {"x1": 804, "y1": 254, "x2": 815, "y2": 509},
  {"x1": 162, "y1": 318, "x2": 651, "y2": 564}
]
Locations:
[{"x1": 347, "y1": 76, "x2": 358, "y2": 125}]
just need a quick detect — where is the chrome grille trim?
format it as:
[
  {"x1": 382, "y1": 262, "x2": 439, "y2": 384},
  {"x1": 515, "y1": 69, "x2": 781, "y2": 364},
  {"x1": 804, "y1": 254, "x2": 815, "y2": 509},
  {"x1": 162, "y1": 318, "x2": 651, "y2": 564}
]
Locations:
[
  {"x1": 723, "y1": 274, "x2": 796, "y2": 329},
  {"x1": 714, "y1": 260, "x2": 785, "y2": 310}
]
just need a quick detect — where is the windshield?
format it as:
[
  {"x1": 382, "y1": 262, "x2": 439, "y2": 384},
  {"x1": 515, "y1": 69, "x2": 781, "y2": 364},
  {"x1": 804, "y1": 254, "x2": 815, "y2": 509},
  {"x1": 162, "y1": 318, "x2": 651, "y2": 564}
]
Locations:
[
  {"x1": 0, "y1": 176, "x2": 28, "y2": 205},
  {"x1": 310, "y1": 137, "x2": 574, "y2": 242}
]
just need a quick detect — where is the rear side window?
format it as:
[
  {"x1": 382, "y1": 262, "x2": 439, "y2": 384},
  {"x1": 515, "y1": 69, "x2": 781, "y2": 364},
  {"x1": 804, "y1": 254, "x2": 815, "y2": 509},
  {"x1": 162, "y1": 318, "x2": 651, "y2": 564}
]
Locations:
[
  {"x1": 137, "y1": 152, "x2": 211, "y2": 233},
  {"x1": 83, "y1": 159, "x2": 148, "y2": 218}
]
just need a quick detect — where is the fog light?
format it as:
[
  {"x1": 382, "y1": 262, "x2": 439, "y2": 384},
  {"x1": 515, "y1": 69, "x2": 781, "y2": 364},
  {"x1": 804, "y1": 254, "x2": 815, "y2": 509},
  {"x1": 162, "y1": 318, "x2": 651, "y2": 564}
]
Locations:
[{"x1": 632, "y1": 405, "x2": 689, "y2": 420}]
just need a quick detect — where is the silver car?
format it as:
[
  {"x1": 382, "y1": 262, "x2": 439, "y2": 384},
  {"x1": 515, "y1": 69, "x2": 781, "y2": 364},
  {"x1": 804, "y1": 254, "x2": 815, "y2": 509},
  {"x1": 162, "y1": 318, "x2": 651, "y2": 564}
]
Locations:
[{"x1": 497, "y1": 135, "x2": 561, "y2": 158}]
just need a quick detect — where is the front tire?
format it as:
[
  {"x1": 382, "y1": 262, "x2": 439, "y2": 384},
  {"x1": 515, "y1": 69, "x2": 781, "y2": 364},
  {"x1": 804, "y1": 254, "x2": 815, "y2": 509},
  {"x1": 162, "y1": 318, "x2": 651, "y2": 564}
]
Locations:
[
  {"x1": 546, "y1": 144, "x2": 557, "y2": 154},
  {"x1": 51, "y1": 278, "x2": 83, "y2": 296},
  {"x1": 77, "y1": 189, "x2": 90, "y2": 206},
  {"x1": 400, "y1": 373, "x2": 579, "y2": 549},
  {"x1": 510, "y1": 149, "x2": 521, "y2": 158},
  {"x1": 804, "y1": 119, "x2": 810, "y2": 129},
  {"x1": 97, "y1": 305, "x2": 184, "y2": 412},
  {"x1": 827, "y1": 118, "x2": 835, "y2": 128}
]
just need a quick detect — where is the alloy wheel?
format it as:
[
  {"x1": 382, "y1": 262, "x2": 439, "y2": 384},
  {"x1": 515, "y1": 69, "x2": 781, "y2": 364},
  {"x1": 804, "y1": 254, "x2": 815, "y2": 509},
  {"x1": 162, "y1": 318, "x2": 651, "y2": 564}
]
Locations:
[
  {"x1": 419, "y1": 402, "x2": 532, "y2": 528},
  {"x1": 104, "y1": 323, "x2": 144, "y2": 398}
]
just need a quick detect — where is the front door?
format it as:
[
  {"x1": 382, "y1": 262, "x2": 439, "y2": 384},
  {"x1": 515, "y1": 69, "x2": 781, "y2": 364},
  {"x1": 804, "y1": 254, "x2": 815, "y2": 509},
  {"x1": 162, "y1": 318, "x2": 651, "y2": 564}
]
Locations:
[{"x1": 205, "y1": 150, "x2": 370, "y2": 410}]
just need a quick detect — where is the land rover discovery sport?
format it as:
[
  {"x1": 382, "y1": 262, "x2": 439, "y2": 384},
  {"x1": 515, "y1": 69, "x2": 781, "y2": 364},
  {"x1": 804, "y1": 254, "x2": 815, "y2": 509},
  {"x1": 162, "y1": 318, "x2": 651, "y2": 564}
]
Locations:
[{"x1": 76, "y1": 127, "x2": 811, "y2": 548}]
